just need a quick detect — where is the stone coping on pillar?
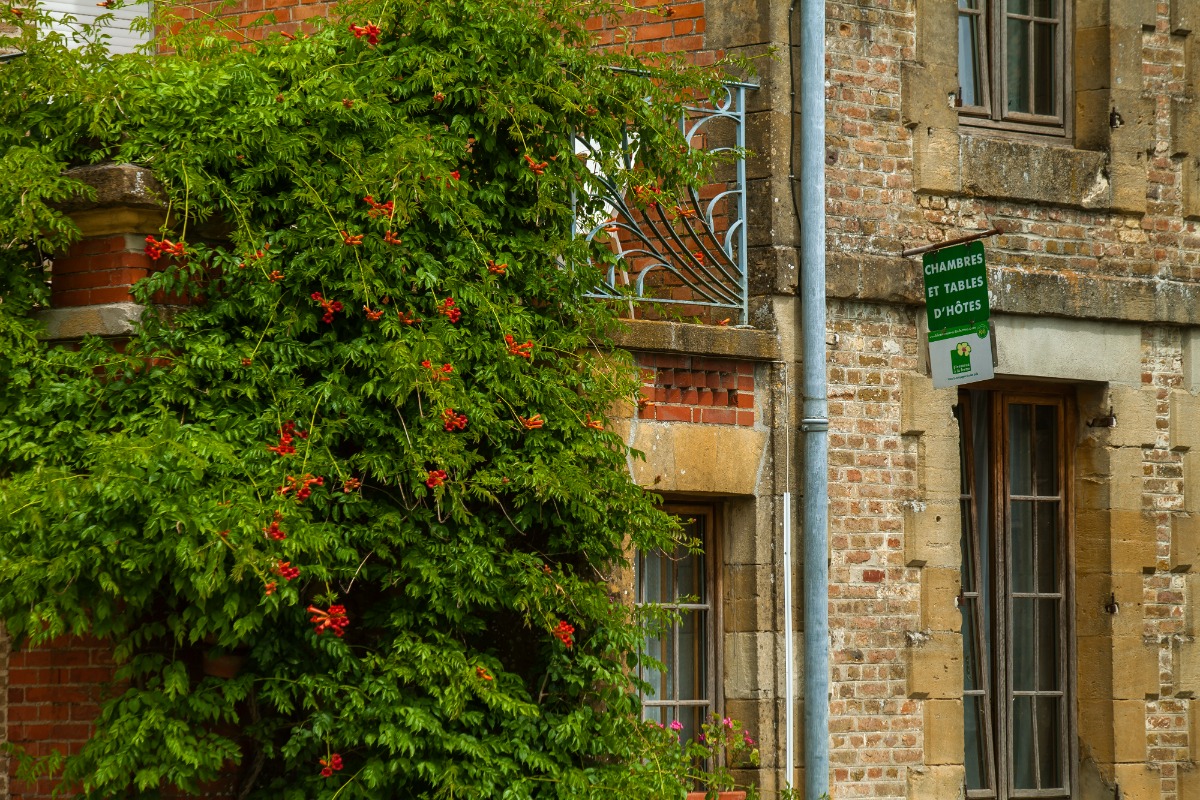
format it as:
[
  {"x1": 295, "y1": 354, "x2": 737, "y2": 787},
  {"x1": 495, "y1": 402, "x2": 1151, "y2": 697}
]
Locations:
[
  {"x1": 36, "y1": 302, "x2": 144, "y2": 340},
  {"x1": 610, "y1": 319, "x2": 779, "y2": 362}
]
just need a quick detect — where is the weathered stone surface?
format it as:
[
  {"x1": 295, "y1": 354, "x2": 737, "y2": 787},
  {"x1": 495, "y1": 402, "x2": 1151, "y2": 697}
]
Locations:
[
  {"x1": 904, "y1": 500, "x2": 961, "y2": 569},
  {"x1": 960, "y1": 135, "x2": 1109, "y2": 208},
  {"x1": 1109, "y1": 510, "x2": 1158, "y2": 573},
  {"x1": 1112, "y1": 764, "x2": 1161, "y2": 800},
  {"x1": 907, "y1": 765, "x2": 965, "y2": 800},
  {"x1": 35, "y1": 302, "x2": 144, "y2": 340},
  {"x1": 621, "y1": 421, "x2": 769, "y2": 496},
  {"x1": 899, "y1": 373, "x2": 957, "y2": 436},
  {"x1": 919, "y1": 568, "x2": 961, "y2": 632},
  {"x1": 921, "y1": 699, "x2": 964, "y2": 766},
  {"x1": 1170, "y1": 513, "x2": 1199, "y2": 571},
  {"x1": 612, "y1": 319, "x2": 780, "y2": 360},
  {"x1": 1111, "y1": 636, "x2": 1160, "y2": 700},
  {"x1": 61, "y1": 163, "x2": 164, "y2": 211},
  {"x1": 1110, "y1": 386, "x2": 1158, "y2": 449},
  {"x1": 906, "y1": 631, "x2": 963, "y2": 699}
]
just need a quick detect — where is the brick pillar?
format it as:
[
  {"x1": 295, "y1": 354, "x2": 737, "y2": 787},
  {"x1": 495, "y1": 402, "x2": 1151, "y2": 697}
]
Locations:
[
  {"x1": 38, "y1": 163, "x2": 167, "y2": 341},
  {"x1": 6, "y1": 637, "x2": 118, "y2": 800},
  {"x1": 2, "y1": 163, "x2": 166, "y2": 798}
]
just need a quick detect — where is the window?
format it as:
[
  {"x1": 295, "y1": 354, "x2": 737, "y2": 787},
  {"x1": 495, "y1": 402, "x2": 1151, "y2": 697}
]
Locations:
[
  {"x1": 958, "y1": 391, "x2": 1074, "y2": 798},
  {"x1": 635, "y1": 504, "x2": 719, "y2": 744},
  {"x1": 957, "y1": 0, "x2": 1071, "y2": 135}
]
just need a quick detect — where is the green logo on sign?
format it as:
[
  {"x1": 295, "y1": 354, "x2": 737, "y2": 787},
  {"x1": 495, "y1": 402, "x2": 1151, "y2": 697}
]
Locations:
[
  {"x1": 921, "y1": 241, "x2": 990, "y2": 332},
  {"x1": 950, "y1": 341, "x2": 972, "y2": 374}
]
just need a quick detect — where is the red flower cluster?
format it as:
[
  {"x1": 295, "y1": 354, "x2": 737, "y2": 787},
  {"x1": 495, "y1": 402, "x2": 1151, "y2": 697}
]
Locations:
[
  {"x1": 319, "y1": 753, "x2": 344, "y2": 777},
  {"x1": 584, "y1": 416, "x2": 604, "y2": 431},
  {"x1": 476, "y1": 667, "x2": 493, "y2": 681},
  {"x1": 519, "y1": 413, "x2": 543, "y2": 430},
  {"x1": 279, "y1": 474, "x2": 324, "y2": 501},
  {"x1": 349, "y1": 21, "x2": 379, "y2": 44},
  {"x1": 505, "y1": 335, "x2": 533, "y2": 359},
  {"x1": 363, "y1": 306, "x2": 384, "y2": 321},
  {"x1": 267, "y1": 270, "x2": 285, "y2": 282},
  {"x1": 274, "y1": 560, "x2": 300, "y2": 580},
  {"x1": 308, "y1": 604, "x2": 350, "y2": 636},
  {"x1": 487, "y1": 260, "x2": 507, "y2": 275},
  {"x1": 264, "y1": 581, "x2": 277, "y2": 595},
  {"x1": 364, "y1": 195, "x2": 394, "y2": 218},
  {"x1": 311, "y1": 292, "x2": 344, "y2": 323},
  {"x1": 421, "y1": 360, "x2": 453, "y2": 381},
  {"x1": 144, "y1": 236, "x2": 186, "y2": 259},
  {"x1": 433, "y1": 91, "x2": 446, "y2": 103},
  {"x1": 632, "y1": 184, "x2": 664, "y2": 204},
  {"x1": 552, "y1": 620, "x2": 575, "y2": 648},
  {"x1": 267, "y1": 420, "x2": 306, "y2": 455},
  {"x1": 340, "y1": 230, "x2": 363, "y2": 246},
  {"x1": 442, "y1": 409, "x2": 468, "y2": 432},
  {"x1": 523, "y1": 154, "x2": 548, "y2": 175},
  {"x1": 342, "y1": 477, "x2": 362, "y2": 493},
  {"x1": 397, "y1": 310, "x2": 420, "y2": 325},
  {"x1": 342, "y1": 98, "x2": 355, "y2": 109},
  {"x1": 438, "y1": 297, "x2": 461, "y2": 323},
  {"x1": 426, "y1": 469, "x2": 448, "y2": 488},
  {"x1": 383, "y1": 230, "x2": 403, "y2": 245},
  {"x1": 264, "y1": 512, "x2": 287, "y2": 540}
]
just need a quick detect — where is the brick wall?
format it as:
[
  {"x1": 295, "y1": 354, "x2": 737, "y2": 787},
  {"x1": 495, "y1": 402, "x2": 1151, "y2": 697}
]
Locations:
[
  {"x1": 584, "y1": 0, "x2": 716, "y2": 66},
  {"x1": 6, "y1": 638, "x2": 117, "y2": 800},
  {"x1": 826, "y1": 300, "x2": 922, "y2": 799},
  {"x1": 636, "y1": 353, "x2": 756, "y2": 426}
]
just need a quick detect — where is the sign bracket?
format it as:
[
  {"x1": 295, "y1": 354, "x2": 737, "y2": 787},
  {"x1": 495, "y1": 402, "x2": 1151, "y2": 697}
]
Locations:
[{"x1": 901, "y1": 227, "x2": 1003, "y2": 259}]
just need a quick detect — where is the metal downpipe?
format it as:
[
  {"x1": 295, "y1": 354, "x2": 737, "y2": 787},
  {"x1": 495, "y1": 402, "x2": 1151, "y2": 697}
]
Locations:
[{"x1": 799, "y1": 0, "x2": 830, "y2": 795}]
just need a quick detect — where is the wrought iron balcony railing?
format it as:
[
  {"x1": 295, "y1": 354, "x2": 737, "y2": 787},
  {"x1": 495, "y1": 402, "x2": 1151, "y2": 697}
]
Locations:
[{"x1": 574, "y1": 79, "x2": 756, "y2": 326}]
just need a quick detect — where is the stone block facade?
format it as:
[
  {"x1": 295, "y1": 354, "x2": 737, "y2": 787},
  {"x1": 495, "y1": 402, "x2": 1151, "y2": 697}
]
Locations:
[{"x1": 14, "y1": 0, "x2": 1200, "y2": 799}]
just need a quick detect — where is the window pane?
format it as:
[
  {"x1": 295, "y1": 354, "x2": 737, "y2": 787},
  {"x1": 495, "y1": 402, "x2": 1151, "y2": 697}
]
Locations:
[
  {"x1": 1034, "y1": 404, "x2": 1059, "y2": 495},
  {"x1": 1033, "y1": 0, "x2": 1055, "y2": 17},
  {"x1": 963, "y1": 598, "x2": 979, "y2": 692},
  {"x1": 678, "y1": 609, "x2": 702, "y2": 699},
  {"x1": 1038, "y1": 598, "x2": 1060, "y2": 691},
  {"x1": 639, "y1": 551, "x2": 665, "y2": 603},
  {"x1": 961, "y1": 502, "x2": 976, "y2": 591},
  {"x1": 1037, "y1": 696, "x2": 1063, "y2": 787},
  {"x1": 1033, "y1": 22, "x2": 1057, "y2": 115},
  {"x1": 1036, "y1": 501, "x2": 1059, "y2": 593},
  {"x1": 642, "y1": 632, "x2": 666, "y2": 698},
  {"x1": 1007, "y1": 18, "x2": 1031, "y2": 113},
  {"x1": 1011, "y1": 500, "x2": 1035, "y2": 593},
  {"x1": 1013, "y1": 695, "x2": 1037, "y2": 788},
  {"x1": 958, "y1": 12, "x2": 985, "y2": 107},
  {"x1": 1007, "y1": 0, "x2": 1029, "y2": 12},
  {"x1": 1012, "y1": 597, "x2": 1036, "y2": 691},
  {"x1": 1009, "y1": 405, "x2": 1033, "y2": 494},
  {"x1": 965, "y1": 694, "x2": 988, "y2": 790}
]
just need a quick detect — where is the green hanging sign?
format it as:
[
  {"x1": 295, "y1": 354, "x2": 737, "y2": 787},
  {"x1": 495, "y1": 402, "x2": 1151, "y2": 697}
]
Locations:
[{"x1": 921, "y1": 240, "x2": 989, "y2": 333}]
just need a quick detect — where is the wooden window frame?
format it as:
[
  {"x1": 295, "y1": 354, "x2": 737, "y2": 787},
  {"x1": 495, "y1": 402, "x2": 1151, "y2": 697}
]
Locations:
[
  {"x1": 959, "y1": 388, "x2": 1077, "y2": 800},
  {"x1": 634, "y1": 502, "x2": 723, "y2": 731},
  {"x1": 957, "y1": 0, "x2": 1073, "y2": 140}
]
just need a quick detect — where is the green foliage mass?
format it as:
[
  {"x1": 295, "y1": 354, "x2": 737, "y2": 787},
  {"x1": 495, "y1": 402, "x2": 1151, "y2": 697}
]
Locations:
[{"x1": 0, "y1": 0, "x2": 728, "y2": 795}]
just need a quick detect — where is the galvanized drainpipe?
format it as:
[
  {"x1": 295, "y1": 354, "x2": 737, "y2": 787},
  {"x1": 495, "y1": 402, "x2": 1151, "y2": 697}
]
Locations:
[{"x1": 798, "y1": 0, "x2": 830, "y2": 795}]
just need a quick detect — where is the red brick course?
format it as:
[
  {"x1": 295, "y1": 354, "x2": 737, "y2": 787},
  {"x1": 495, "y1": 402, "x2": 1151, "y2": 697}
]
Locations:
[
  {"x1": 636, "y1": 352, "x2": 756, "y2": 426},
  {"x1": 7, "y1": 637, "x2": 117, "y2": 800}
]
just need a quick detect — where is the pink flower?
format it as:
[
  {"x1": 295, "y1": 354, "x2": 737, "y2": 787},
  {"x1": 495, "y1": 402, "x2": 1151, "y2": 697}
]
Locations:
[
  {"x1": 722, "y1": 717, "x2": 733, "y2": 729},
  {"x1": 669, "y1": 720, "x2": 683, "y2": 731}
]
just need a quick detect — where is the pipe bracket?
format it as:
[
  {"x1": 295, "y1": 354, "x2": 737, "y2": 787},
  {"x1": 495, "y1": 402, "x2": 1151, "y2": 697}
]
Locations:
[{"x1": 799, "y1": 417, "x2": 829, "y2": 432}]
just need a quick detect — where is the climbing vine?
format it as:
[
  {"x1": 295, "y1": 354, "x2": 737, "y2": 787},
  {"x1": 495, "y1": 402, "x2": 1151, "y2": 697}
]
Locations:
[{"x1": 0, "y1": 0, "x2": 739, "y2": 796}]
